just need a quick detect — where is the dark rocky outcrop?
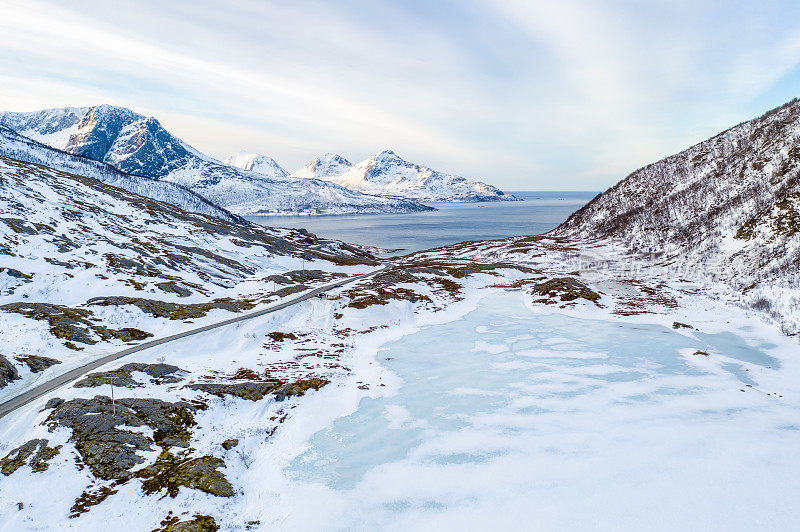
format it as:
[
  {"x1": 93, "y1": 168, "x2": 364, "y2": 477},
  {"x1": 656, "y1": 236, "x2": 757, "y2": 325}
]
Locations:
[
  {"x1": 74, "y1": 363, "x2": 185, "y2": 388},
  {"x1": 45, "y1": 396, "x2": 199, "y2": 481},
  {"x1": 0, "y1": 354, "x2": 20, "y2": 388},
  {"x1": 86, "y1": 296, "x2": 257, "y2": 320},
  {"x1": 187, "y1": 377, "x2": 329, "y2": 403},
  {"x1": 186, "y1": 382, "x2": 281, "y2": 401},
  {"x1": 139, "y1": 454, "x2": 234, "y2": 498},
  {"x1": 221, "y1": 439, "x2": 239, "y2": 450},
  {"x1": 157, "y1": 514, "x2": 219, "y2": 532},
  {"x1": 16, "y1": 354, "x2": 61, "y2": 373},
  {"x1": 45, "y1": 397, "x2": 65, "y2": 409},
  {"x1": 532, "y1": 277, "x2": 602, "y2": 305},
  {"x1": 1, "y1": 439, "x2": 61, "y2": 475}
]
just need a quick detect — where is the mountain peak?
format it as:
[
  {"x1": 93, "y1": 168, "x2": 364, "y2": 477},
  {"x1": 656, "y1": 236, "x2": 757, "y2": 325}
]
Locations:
[
  {"x1": 321, "y1": 152, "x2": 351, "y2": 163},
  {"x1": 291, "y1": 153, "x2": 353, "y2": 180},
  {"x1": 224, "y1": 150, "x2": 288, "y2": 178}
]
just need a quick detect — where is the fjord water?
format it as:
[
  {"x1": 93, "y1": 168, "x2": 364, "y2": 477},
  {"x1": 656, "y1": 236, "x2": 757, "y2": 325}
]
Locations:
[
  {"x1": 283, "y1": 293, "x2": 800, "y2": 530},
  {"x1": 247, "y1": 191, "x2": 595, "y2": 253}
]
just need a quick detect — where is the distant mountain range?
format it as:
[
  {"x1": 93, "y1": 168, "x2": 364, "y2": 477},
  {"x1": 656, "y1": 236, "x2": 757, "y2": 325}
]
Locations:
[
  {"x1": 0, "y1": 106, "x2": 431, "y2": 216},
  {"x1": 230, "y1": 149, "x2": 518, "y2": 202}
]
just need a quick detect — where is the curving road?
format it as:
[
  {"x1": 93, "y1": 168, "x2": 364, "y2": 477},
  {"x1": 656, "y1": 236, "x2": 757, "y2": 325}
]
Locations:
[{"x1": 0, "y1": 267, "x2": 383, "y2": 420}]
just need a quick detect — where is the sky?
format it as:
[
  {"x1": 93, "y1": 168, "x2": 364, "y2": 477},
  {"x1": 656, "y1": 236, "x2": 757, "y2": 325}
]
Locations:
[{"x1": 1, "y1": 0, "x2": 800, "y2": 191}]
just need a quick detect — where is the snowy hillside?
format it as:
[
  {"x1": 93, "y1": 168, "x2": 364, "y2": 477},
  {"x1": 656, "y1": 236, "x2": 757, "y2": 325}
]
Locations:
[
  {"x1": 0, "y1": 151, "x2": 378, "y2": 395},
  {"x1": 0, "y1": 106, "x2": 432, "y2": 216},
  {"x1": 553, "y1": 98, "x2": 800, "y2": 331},
  {"x1": 290, "y1": 153, "x2": 353, "y2": 180},
  {"x1": 224, "y1": 150, "x2": 289, "y2": 178},
  {"x1": 0, "y1": 125, "x2": 240, "y2": 223},
  {"x1": 324, "y1": 150, "x2": 519, "y2": 202}
]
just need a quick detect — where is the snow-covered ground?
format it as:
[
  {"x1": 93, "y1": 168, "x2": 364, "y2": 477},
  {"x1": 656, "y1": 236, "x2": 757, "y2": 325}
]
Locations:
[{"x1": 2, "y1": 227, "x2": 798, "y2": 530}]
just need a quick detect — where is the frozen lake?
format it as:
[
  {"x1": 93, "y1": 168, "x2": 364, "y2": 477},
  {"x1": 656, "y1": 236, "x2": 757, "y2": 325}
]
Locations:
[
  {"x1": 282, "y1": 293, "x2": 800, "y2": 530},
  {"x1": 246, "y1": 191, "x2": 596, "y2": 253}
]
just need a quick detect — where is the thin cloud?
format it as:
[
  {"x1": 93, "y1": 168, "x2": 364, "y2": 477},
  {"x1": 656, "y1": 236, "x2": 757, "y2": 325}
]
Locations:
[{"x1": 1, "y1": 0, "x2": 800, "y2": 189}]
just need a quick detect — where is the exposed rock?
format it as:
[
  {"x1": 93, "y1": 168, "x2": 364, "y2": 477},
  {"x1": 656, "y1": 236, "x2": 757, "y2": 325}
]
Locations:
[
  {"x1": 45, "y1": 396, "x2": 199, "y2": 481},
  {"x1": 156, "y1": 281, "x2": 193, "y2": 297},
  {"x1": 187, "y1": 382, "x2": 280, "y2": 401},
  {"x1": 267, "y1": 331, "x2": 297, "y2": 342},
  {"x1": 1, "y1": 439, "x2": 61, "y2": 475},
  {"x1": 139, "y1": 453, "x2": 234, "y2": 498},
  {"x1": 86, "y1": 296, "x2": 257, "y2": 320},
  {"x1": 532, "y1": 277, "x2": 601, "y2": 306},
  {"x1": 16, "y1": 354, "x2": 61, "y2": 373},
  {"x1": 188, "y1": 377, "x2": 329, "y2": 402},
  {"x1": 74, "y1": 363, "x2": 185, "y2": 388},
  {"x1": 1, "y1": 267, "x2": 32, "y2": 279},
  {"x1": 221, "y1": 439, "x2": 239, "y2": 450},
  {"x1": 69, "y1": 486, "x2": 118, "y2": 518},
  {"x1": 0, "y1": 302, "x2": 153, "y2": 345},
  {"x1": 45, "y1": 397, "x2": 65, "y2": 409},
  {"x1": 342, "y1": 259, "x2": 535, "y2": 309},
  {"x1": 264, "y1": 269, "x2": 345, "y2": 285},
  {"x1": 158, "y1": 514, "x2": 219, "y2": 532},
  {"x1": 0, "y1": 354, "x2": 20, "y2": 388}
]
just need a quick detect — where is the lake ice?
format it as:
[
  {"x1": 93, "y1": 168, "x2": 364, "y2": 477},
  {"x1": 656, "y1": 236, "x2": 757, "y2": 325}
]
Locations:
[{"x1": 281, "y1": 293, "x2": 800, "y2": 530}]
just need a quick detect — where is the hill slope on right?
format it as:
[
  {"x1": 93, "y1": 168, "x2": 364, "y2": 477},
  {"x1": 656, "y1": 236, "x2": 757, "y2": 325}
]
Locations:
[{"x1": 551, "y1": 99, "x2": 800, "y2": 329}]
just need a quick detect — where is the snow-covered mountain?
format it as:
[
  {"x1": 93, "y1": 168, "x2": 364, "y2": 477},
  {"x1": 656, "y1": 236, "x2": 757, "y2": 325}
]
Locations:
[
  {"x1": 224, "y1": 150, "x2": 289, "y2": 178},
  {"x1": 0, "y1": 124, "x2": 240, "y2": 222},
  {"x1": 0, "y1": 106, "x2": 432, "y2": 216},
  {"x1": 553, "y1": 98, "x2": 800, "y2": 327},
  {"x1": 309, "y1": 150, "x2": 518, "y2": 202},
  {"x1": 290, "y1": 153, "x2": 353, "y2": 180}
]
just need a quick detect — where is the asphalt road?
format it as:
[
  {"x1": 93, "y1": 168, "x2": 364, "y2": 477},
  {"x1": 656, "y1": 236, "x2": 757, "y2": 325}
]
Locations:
[{"x1": 0, "y1": 267, "x2": 382, "y2": 420}]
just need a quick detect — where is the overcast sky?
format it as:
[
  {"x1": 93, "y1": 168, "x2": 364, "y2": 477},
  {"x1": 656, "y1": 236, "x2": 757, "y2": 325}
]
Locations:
[{"x1": 2, "y1": 0, "x2": 800, "y2": 190}]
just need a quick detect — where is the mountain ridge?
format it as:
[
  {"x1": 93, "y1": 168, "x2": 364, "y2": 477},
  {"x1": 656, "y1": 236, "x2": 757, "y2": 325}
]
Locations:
[
  {"x1": 0, "y1": 124, "x2": 242, "y2": 223},
  {"x1": 0, "y1": 106, "x2": 433, "y2": 216},
  {"x1": 552, "y1": 97, "x2": 800, "y2": 331},
  {"x1": 272, "y1": 149, "x2": 517, "y2": 202},
  {"x1": 329, "y1": 149, "x2": 519, "y2": 202}
]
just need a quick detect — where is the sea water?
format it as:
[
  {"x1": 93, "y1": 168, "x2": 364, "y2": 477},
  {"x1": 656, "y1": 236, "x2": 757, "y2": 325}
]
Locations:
[
  {"x1": 246, "y1": 191, "x2": 595, "y2": 253},
  {"x1": 281, "y1": 292, "x2": 800, "y2": 530}
]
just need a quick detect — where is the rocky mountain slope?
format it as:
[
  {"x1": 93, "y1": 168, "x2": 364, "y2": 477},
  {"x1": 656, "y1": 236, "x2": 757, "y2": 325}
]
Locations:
[
  {"x1": 0, "y1": 106, "x2": 432, "y2": 216},
  {"x1": 289, "y1": 153, "x2": 353, "y2": 180},
  {"x1": 553, "y1": 98, "x2": 800, "y2": 331},
  {"x1": 0, "y1": 124, "x2": 240, "y2": 222},
  {"x1": 224, "y1": 150, "x2": 289, "y2": 178},
  {"x1": 323, "y1": 150, "x2": 518, "y2": 202}
]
